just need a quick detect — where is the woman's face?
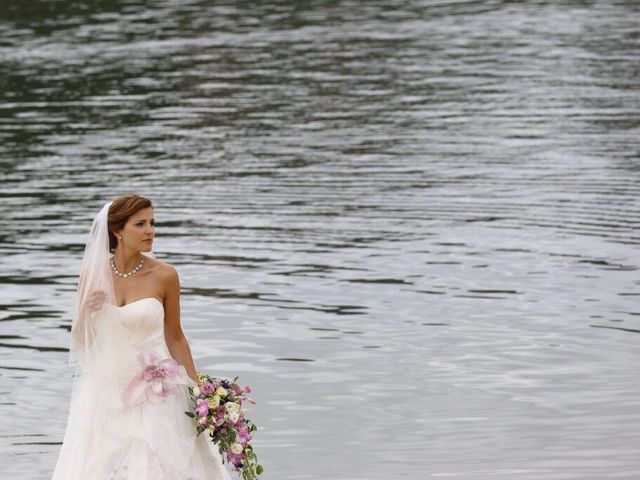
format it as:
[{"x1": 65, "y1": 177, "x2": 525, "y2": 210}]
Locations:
[{"x1": 120, "y1": 207, "x2": 155, "y2": 252}]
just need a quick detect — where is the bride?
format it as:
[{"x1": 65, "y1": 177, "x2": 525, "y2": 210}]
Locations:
[{"x1": 52, "y1": 194, "x2": 232, "y2": 479}]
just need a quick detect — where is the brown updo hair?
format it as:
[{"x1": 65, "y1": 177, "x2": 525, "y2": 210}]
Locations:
[{"x1": 108, "y1": 194, "x2": 153, "y2": 253}]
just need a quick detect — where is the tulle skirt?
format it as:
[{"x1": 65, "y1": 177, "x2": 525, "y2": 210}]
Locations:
[{"x1": 51, "y1": 368, "x2": 232, "y2": 480}]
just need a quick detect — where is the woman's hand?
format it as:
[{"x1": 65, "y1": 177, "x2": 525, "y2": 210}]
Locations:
[{"x1": 85, "y1": 289, "x2": 106, "y2": 312}]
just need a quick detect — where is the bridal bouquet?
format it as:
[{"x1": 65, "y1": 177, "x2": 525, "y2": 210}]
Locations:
[{"x1": 185, "y1": 372, "x2": 263, "y2": 479}]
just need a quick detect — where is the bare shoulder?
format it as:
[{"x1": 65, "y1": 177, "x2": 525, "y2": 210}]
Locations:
[
  {"x1": 153, "y1": 261, "x2": 179, "y2": 293},
  {"x1": 151, "y1": 260, "x2": 177, "y2": 278},
  {"x1": 150, "y1": 258, "x2": 174, "y2": 272}
]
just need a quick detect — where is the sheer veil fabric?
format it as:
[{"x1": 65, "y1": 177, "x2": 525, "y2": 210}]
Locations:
[{"x1": 69, "y1": 200, "x2": 155, "y2": 370}]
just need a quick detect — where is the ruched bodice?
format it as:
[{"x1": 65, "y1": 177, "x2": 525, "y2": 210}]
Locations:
[
  {"x1": 89, "y1": 297, "x2": 174, "y2": 393},
  {"x1": 114, "y1": 297, "x2": 166, "y2": 351}
]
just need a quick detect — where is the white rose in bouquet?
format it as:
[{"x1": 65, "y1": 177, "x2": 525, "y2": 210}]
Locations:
[
  {"x1": 215, "y1": 386, "x2": 228, "y2": 397},
  {"x1": 224, "y1": 402, "x2": 239, "y2": 412}
]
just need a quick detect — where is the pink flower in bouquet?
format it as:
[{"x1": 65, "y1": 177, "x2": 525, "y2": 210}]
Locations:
[
  {"x1": 230, "y1": 422, "x2": 250, "y2": 448},
  {"x1": 123, "y1": 351, "x2": 189, "y2": 406},
  {"x1": 227, "y1": 451, "x2": 244, "y2": 469},
  {"x1": 200, "y1": 382, "x2": 216, "y2": 395},
  {"x1": 214, "y1": 406, "x2": 226, "y2": 425},
  {"x1": 195, "y1": 399, "x2": 209, "y2": 417}
]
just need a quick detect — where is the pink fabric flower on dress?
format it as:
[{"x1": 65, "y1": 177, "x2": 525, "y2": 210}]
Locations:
[{"x1": 123, "y1": 351, "x2": 189, "y2": 406}]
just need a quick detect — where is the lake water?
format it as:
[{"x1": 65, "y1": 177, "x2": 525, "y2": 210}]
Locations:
[{"x1": 0, "y1": 1, "x2": 639, "y2": 479}]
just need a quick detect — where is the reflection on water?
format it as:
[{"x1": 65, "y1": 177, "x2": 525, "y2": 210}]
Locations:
[{"x1": 1, "y1": 1, "x2": 639, "y2": 478}]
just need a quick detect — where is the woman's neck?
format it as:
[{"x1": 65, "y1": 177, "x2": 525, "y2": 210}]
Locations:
[{"x1": 112, "y1": 249, "x2": 142, "y2": 272}]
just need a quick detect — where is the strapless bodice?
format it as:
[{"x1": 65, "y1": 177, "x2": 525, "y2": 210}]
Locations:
[
  {"x1": 112, "y1": 297, "x2": 165, "y2": 348},
  {"x1": 89, "y1": 297, "x2": 173, "y2": 396}
]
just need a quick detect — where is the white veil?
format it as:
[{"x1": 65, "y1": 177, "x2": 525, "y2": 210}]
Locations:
[{"x1": 69, "y1": 200, "x2": 155, "y2": 369}]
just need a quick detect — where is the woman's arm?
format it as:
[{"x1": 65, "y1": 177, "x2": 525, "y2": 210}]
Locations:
[{"x1": 161, "y1": 265, "x2": 200, "y2": 384}]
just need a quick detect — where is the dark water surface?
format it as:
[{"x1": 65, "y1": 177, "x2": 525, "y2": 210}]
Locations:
[{"x1": 1, "y1": 1, "x2": 639, "y2": 478}]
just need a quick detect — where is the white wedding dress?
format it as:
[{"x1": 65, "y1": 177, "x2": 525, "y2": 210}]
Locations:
[{"x1": 52, "y1": 297, "x2": 233, "y2": 480}]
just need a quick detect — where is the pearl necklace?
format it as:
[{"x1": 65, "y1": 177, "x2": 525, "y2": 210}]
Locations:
[{"x1": 111, "y1": 254, "x2": 144, "y2": 278}]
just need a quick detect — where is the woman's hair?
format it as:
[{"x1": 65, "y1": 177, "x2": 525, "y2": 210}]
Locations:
[{"x1": 108, "y1": 194, "x2": 153, "y2": 253}]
